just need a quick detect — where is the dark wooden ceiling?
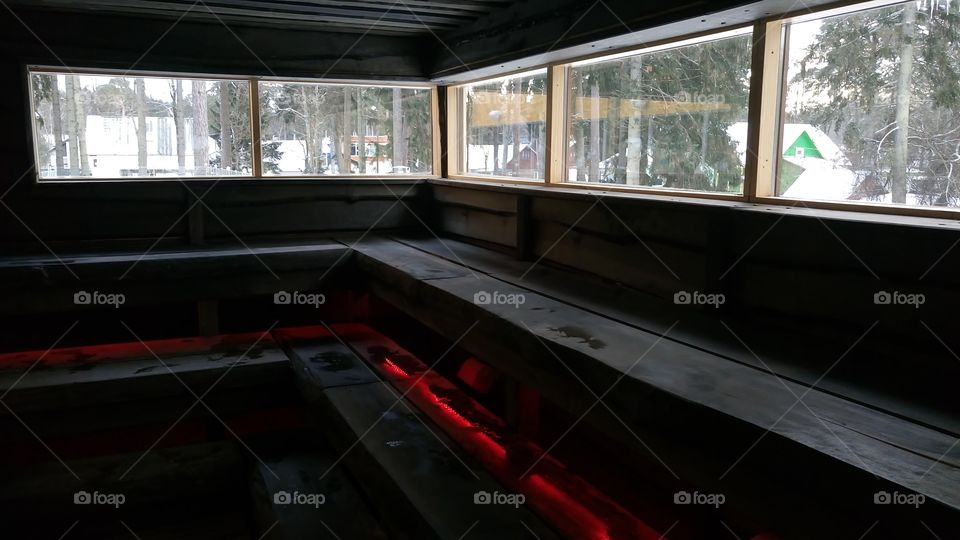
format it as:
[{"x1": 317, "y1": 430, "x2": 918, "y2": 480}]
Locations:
[{"x1": 3, "y1": 0, "x2": 513, "y2": 35}]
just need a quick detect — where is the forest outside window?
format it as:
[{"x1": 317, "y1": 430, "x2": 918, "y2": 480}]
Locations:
[
  {"x1": 769, "y1": 0, "x2": 960, "y2": 209},
  {"x1": 460, "y1": 70, "x2": 548, "y2": 180},
  {"x1": 30, "y1": 71, "x2": 251, "y2": 179},
  {"x1": 257, "y1": 82, "x2": 433, "y2": 176},
  {"x1": 563, "y1": 29, "x2": 753, "y2": 193}
]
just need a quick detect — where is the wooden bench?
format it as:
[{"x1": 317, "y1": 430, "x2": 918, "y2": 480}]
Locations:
[
  {"x1": 0, "y1": 242, "x2": 349, "y2": 316},
  {"x1": 350, "y1": 235, "x2": 960, "y2": 538},
  {"x1": 276, "y1": 326, "x2": 557, "y2": 540}
]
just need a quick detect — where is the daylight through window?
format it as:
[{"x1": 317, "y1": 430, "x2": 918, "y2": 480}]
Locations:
[
  {"x1": 258, "y1": 82, "x2": 433, "y2": 176},
  {"x1": 564, "y1": 30, "x2": 753, "y2": 193},
  {"x1": 31, "y1": 72, "x2": 251, "y2": 179},
  {"x1": 776, "y1": 0, "x2": 960, "y2": 208},
  {"x1": 461, "y1": 70, "x2": 548, "y2": 180}
]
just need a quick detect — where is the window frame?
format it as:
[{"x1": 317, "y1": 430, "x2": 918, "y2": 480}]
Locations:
[
  {"x1": 447, "y1": 67, "x2": 552, "y2": 184},
  {"x1": 27, "y1": 65, "x2": 440, "y2": 183},
  {"x1": 443, "y1": 0, "x2": 960, "y2": 218},
  {"x1": 748, "y1": 0, "x2": 960, "y2": 218},
  {"x1": 556, "y1": 26, "x2": 755, "y2": 200}
]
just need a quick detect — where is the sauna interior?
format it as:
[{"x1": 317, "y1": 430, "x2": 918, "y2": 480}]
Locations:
[{"x1": 0, "y1": 1, "x2": 958, "y2": 539}]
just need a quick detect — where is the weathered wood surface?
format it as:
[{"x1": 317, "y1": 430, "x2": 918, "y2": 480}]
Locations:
[
  {"x1": 331, "y1": 322, "x2": 665, "y2": 540},
  {"x1": 395, "y1": 236, "x2": 960, "y2": 435},
  {"x1": 274, "y1": 325, "x2": 409, "y2": 396},
  {"x1": 250, "y1": 448, "x2": 387, "y2": 540},
  {"x1": 0, "y1": 242, "x2": 349, "y2": 284},
  {"x1": 429, "y1": 0, "x2": 842, "y2": 78},
  {"x1": 0, "y1": 7, "x2": 428, "y2": 78},
  {"x1": 1, "y1": 440, "x2": 253, "y2": 539},
  {"x1": 0, "y1": 331, "x2": 290, "y2": 413},
  {"x1": 283, "y1": 329, "x2": 558, "y2": 540},
  {"x1": 354, "y1": 237, "x2": 960, "y2": 535},
  {"x1": 439, "y1": 205, "x2": 518, "y2": 248},
  {"x1": 0, "y1": 242, "x2": 352, "y2": 316}
]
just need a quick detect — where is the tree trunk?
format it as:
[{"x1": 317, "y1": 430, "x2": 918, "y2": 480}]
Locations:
[
  {"x1": 512, "y1": 80, "x2": 522, "y2": 176},
  {"x1": 50, "y1": 79, "x2": 67, "y2": 175},
  {"x1": 173, "y1": 80, "x2": 186, "y2": 175},
  {"x1": 613, "y1": 62, "x2": 629, "y2": 182},
  {"x1": 392, "y1": 88, "x2": 404, "y2": 171},
  {"x1": 192, "y1": 81, "x2": 209, "y2": 175},
  {"x1": 302, "y1": 87, "x2": 315, "y2": 174},
  {"x1": 73, "y1": 75, "x2": 90, "y2": 176},
  {"x1": 76, "y1": 83, "x2": 90, "y2": 176},
  {"x1": 589, "y1": 81, "x2": 601, "y2": 181},
  {"x1": 608, "y1": 74, "x2": 622, "y2": 182},
  {"x1": 341, "y1": 87, "x2": 353, "y2": 174},
  {"x1": 892, "y1": 2, "x2": 916, "y2": 204},
  {"x1": 219, "y1": 81, "x2": 233, "y2": 171},
  {"x1": 356, "y1": 88, "x2": 366, "y2": 174},
  {"x1": 135, "y1": 78, "x2": 148, "y2": 176},
  {"x1": 626, "y1": 58, "x2": 644, "y2": 185},
  {"x1": 331, "y1": 91, "x2": 343, "y2": 174},
  {"x1": 646, "y1": 117, "x2": 655, "y2": 180},
  {"x1": 64, "y1": 76, "x2": 79, "y2": 175}
]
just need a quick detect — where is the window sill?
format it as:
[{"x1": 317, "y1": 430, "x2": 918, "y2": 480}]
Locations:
[{"x1": 34, "y1": 176, "x2": 436, "y2": 186}]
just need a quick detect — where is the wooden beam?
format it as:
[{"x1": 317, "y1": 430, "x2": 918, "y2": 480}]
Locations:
[
  {"x1": 544, "y1": 64, "x2": 566, "y2": 184},
  {"x1": 752, "y1": 19, "x2": 784, "y2": 198}
]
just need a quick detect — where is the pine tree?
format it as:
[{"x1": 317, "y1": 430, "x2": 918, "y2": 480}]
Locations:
[{"x1": 793, "y1": 0, "x2": 960, "y2": 205}]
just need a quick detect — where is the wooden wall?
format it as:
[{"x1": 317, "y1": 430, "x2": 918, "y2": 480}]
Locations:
[
  {"x1": 0, "y1": 7, "x2": 430, "y2": 255},
  {"x1": 427, "y1": 180, "x2": 960, "y2": 384}
]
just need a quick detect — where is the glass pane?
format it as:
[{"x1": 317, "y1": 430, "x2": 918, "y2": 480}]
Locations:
[
  {"x1": 782, "y1": 2, "x2": 960, "y2": 208},
  {"x1": 258, "y1": 82, "x2": 433, "y2": 176},
  {"x1": 464, "y1": 70, "x2": 548, "y2": 180},
  {"x1": 565, "y1": 32, "x2": 752, "y2": 192},
  {"x1": 30, "y1": 72, "x2": 251, "y2": 179}
]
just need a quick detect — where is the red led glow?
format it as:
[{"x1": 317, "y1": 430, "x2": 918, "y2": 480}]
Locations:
[
  {"x1": 327, "y1": 323, "x2": 669, "y2": 540},
  {"x1": 528, "y1": 474, "x2": 612, "y2": 540},
  {"x1": 382, "y1": 357, "x2": 411, "y2": 378}
]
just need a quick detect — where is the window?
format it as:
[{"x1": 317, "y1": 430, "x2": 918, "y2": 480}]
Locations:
[
  {"x1": 457, "y1": 70, "x2": 548, "y2": 180},
  {"x1": 28, "y1": 68, "x2": 437, "y2": 181},
  {"x1": 771, "y1": 0, "x2": 960, "y2": 208},
  {"x1": 30, "y1": 71, "x2": 251, "y2": 179},
  {"x1": 257, "y1": 82, "x2": 434, "y2": 176},
  {"x1": 564, "y1": 30, "x2": 753, "y2": 192}
]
